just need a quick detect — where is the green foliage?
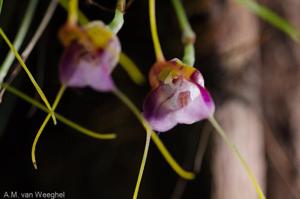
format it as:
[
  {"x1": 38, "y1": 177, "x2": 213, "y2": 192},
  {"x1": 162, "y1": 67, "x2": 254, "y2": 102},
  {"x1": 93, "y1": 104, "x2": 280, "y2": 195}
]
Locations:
[
  {"x1": 236, "y1": 0, "x2": 300, "y2": 41},
  {"x1": 0, "y1": 0, "x2": 3, "y2": 15}
]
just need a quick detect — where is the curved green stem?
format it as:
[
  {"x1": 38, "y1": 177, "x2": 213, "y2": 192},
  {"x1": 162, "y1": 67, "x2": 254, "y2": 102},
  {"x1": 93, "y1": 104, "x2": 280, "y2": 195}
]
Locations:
[
  {"x1": 113, "y1": 88, "x2": 195, "y2": 180},
  {"x1": 0, "y1": 0, "x2": 38, "y2": 85},
  {"x1": 0, "y1": 0, "x2": 58, "y2": 101},
  {"x1": 59, "y1": 0, "x2": 89, "y2": 25},
  {"x1": 0, "y1": 28, "x2": 56, "y2": 124},
  {"x1": 108, "y1": 9, "x2": 124, "y2": 34},
  {"x1": 235, "y1": 0, "x2": 300, "y2": 42},
  {"x1": 32, "y1": 85, "x2": 66, "y2": 169},
  {"x1": 132, "y1": 129, "x2": 152, "y2": 199},
  {"x1": 183, "y1": 43, "x2": 195, "y2": 66},
  {"x1": 0, "y1": 0, "x2": 3, "y2": 15},
  {"x1": 149, "y1": 0, "x2": 164, "y2": 61},
  {"x1": 108, "y1": 0, "x2": 126, "y2": 34},
  {"x1": 68, "y1": 0, "x2": 78, "y2": 25},
  {"x1": 119, "y1": 53, "x2": 145, "y2": 85},
  {"x1": 208, "y1": 116, "x2": 266, "y2": 199},
  {"x1": 171, "y1": 0, "x2": 195, "y2": 65},
  {"x1": 22, "y1": 0, "x2": 58, "y2": 59},
  {"x1": 3, "y1": 83, "x2": 116, "y2": 140}
]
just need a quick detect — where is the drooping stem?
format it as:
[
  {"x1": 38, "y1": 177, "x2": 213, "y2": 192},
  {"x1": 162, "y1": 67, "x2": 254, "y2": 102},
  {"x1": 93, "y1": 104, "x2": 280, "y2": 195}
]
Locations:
[
  {"x1": 68, "y1": 0, "x2": 78, "y2": 25},
  {"x1": 171, "y1": 0, "x2": 195, "y2": 65},
  {"x1": 0, "y1": 0, "x2": 58, "y2": 100},
  {"x1": 119, "y1": 52, "x2": 145, "y2": 85},
  {"x1": 132, "y1": 129, "x2": 152, "y2": 199},
  {"x1": 149, "y1": 0, "x2": 165, "y2": 61},
  {"x1": 3, "y1": 83, "x2": 116, "y2": 139},
  {"x1": 108, "y1": 0, "x2": 126, "y2": 34},
  {"x1": 208, "y1": 116, "x2": 266, "y2": 199},
  {"x1": 235, "y1": 0, "x2": 300, "y2": 42},
  {"x1": 113, "y1": 88, "x2": 195, "y2": 180},
  {"x1": 59, "y1": 0, "x2": 89, "y2": 25},
  {"x1": 32, "y1": 84, "x2": 66, "y2": 169},
  {"x1": 0, "y1": 0, "x2": 3, "y2": 15},
  {"x1": 23, "y1": 0, "x2": 58, "y2": 59},
  {"x1": 0, "y1": 0, "x2": 38, "y2": 85},
  {"x1": 0, "y1": 28, "x2": 56, "y2": 124}
]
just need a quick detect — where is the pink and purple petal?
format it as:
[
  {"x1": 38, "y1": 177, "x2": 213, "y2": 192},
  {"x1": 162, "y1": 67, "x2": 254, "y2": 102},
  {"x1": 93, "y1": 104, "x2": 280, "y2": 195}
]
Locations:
[
  {"x1": 59, "y1": 34, "x2": 120, "y2": 92},
  {"x1": 143, "y1": 78, "x2": 215, "y2": 132}
]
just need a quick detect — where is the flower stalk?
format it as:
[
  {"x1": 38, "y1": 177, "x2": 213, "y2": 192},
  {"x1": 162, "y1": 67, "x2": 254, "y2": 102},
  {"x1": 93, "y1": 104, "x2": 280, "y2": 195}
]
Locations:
[
  {"x1": 171, "y1": 0, "x2": 195, "y2": 65},
  {"x1": 0, "y1": 28, "x2": 56, "y2": 124},
  {"x1": 31, "y1": 85, "x2": 66, "y2": 169},
  {"x1": 2, "y1": 83, "x2": 116, "y2": 139},
  {"x1": 149, "y1": 0, "x2": 164, "y2": 61}
]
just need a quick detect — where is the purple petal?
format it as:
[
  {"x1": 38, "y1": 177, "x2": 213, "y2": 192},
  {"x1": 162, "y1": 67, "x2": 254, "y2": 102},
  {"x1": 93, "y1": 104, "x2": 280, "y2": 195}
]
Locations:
[
  {"x1": 59, "y1": 37, "x2": 120, "y2": 91},
  {"x1": 143, "y1": 78, "x2": 215, "y2": 132}
]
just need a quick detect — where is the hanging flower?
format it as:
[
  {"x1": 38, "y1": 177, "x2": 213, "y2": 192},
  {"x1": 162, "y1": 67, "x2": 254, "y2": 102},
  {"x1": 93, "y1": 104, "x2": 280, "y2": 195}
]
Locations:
[
  {"x1": 58, "y1": 21, "x2": 121, "y2": 91},
  {"x1": 143, "y1": 58, "x2": 215, "y2": 132}
]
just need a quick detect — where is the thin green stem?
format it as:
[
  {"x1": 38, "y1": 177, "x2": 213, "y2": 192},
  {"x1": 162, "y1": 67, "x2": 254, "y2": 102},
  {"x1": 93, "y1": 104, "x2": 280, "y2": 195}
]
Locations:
[
  {"x1": 68, "y1": 0, "x2": 78, "y2": 25},
  {"x1": 22, "y1": 0, "x2": 58, "y2": 59},
  {"x1": 108, "y1": 0, "x2": 126, "y2": 34},
  {"x1": 0, "y1": 0, "x2": 58, "y2": 100},
  {"x1": 32, "y1": 85, "x2": 66, "y2": 169},
  {"x1": 132, "y1": 130, "x2": 152, "y2": 199},
  {"x1": 0, "y1": 0, "x2": 3, "y2": 15},
  {"x1": 0, "y1": 0, "x2": 38, "y2": 84},
  {"x1": 149, "y1": 0, "x2": 164, "y2": 61},
  {"x1": 171, "y1": 0, "x2": 195, "y2": 65},
  {"x1": 119, "y1": 52, "x2": 145, "y2": 85},
  {"x1": 2, "y1": 83, "x2": 116, "y2": 140},
  {"x1": 183, "y1": 43, "x2": 195, "y2": 66},
  {"x1": 235, "y1": 0, "x2": 300, "y2": 41},
  {"x1": 113, "y1": 88, "x2": 195, "y2": 180},
  {"x1": 0, "y1": 28, "x2": 56, "y2": 124},
  {"x1": 208, "y1": 116, "x2": 266, "y2": 199},
  {"x1": 59, "y1": 0, "x2": 89, "y2": 25}
]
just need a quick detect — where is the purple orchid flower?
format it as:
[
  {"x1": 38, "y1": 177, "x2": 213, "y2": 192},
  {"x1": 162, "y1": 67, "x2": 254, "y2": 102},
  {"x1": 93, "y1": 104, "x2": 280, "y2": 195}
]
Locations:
[
  {"x1": 58, "y1": 21, "x2": 121, "y2": 92},
  {"x1": 143, "y1": 59, "x2": 215, "y2": 132}
]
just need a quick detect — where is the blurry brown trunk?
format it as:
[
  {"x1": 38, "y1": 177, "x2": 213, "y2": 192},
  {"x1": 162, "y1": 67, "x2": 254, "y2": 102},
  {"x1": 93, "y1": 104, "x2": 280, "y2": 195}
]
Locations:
[
  {"x1": 257, "y1": 0, "x2": 300, "y2": 199},
  {"x1": 283, "y1": 0, "x2": 300, "y2": 197},
  {"x1": 210, "y1": 0, "x2": 266, "y2": 198}
]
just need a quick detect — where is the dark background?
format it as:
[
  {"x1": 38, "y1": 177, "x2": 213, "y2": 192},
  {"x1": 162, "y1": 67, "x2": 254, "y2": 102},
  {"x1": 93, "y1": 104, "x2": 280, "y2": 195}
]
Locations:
[{"x1": 1, "y1": 0, "x2": 300, "y2": 199}]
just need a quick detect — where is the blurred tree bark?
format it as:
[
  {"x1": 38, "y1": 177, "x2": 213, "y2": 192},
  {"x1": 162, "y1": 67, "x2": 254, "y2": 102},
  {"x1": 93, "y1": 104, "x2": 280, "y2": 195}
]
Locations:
[{"x1": 209, "y1": 0, "x2": 266, "y2": 198}]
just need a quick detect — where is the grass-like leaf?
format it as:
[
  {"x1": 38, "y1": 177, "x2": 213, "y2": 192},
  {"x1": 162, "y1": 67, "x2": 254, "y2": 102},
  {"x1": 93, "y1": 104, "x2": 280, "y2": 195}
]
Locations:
[
  {"x1": 0, "y1": 0, "x2": 3, "y2": 15},
  {"x1": 235, "y1": 0, "x2": 300, "y2": 41},
  {"x1": 31, "y1": 85, "x2": 66, "y2": 170},
  {"x1": 0, "y1": 28, "x2": 56, "y2": 124},
  {"x1": 0, "y1": 0, "x2": 38, "y2": 85},
  {"x1": 2, "y1": 83, "x2": 116, "y2": 140},
  {"x1": 209, "y1": 116, "x2": 265, "y2": 199}
]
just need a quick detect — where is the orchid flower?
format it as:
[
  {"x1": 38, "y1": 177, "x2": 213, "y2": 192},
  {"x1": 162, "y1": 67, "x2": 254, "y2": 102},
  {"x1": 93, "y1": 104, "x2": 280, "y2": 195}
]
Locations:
[
  {"x1": 143, "y1": 58, "x2": 215, "y2": 132},
  {"x1": 32, "y1": 1, "x2": 194, "y2": 187},
  {"x1": 31, "y1": 0, "x2": 122, "y2": 169},
  {"x1": 58, "y1": 20, "x2": 120, "y2": 91},
  {"x1": 133, "y1": 0, "x2": 266, "y2": 199},
  {"x1": 58, "y1": 0, "x2": 195, "y2": 182}
]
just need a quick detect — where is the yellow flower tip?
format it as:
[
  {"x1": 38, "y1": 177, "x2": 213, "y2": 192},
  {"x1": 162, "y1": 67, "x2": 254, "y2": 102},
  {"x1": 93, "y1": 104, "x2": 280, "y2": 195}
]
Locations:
[
  {"x1": 33, "y1": 161, "x2": 38, "y2": 170},
  {"x1": 98, "y1": 134, "x2": 117, "y2": 140},
  {"x1": 184, "y1": 172, "x2": 195, "y2": 180}
]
